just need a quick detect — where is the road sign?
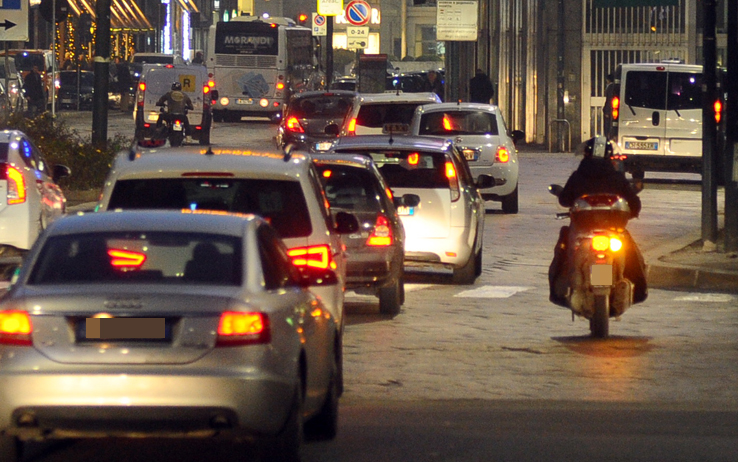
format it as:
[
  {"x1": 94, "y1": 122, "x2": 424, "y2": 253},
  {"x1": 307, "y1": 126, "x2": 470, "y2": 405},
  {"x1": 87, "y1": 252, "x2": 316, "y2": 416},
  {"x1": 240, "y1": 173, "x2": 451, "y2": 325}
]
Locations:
[
  {"x1": 318, "y1": 0, "x2": 343, "y2": 16},
  {"x1": 345, "y1": 0, "x2": 370, "y2": 26},
  {"x1": 347, "y1": 37, "x2": 367, "y2": 50},
  {"x1": 436, "y1": 0, "x2": 477, "y2": 41},
  {"x1": 312, "y1": 13, "x2": 327, "y2": 36},
  {"x1": 0, "y1": 0, "x2": 28, "y2": 41}
]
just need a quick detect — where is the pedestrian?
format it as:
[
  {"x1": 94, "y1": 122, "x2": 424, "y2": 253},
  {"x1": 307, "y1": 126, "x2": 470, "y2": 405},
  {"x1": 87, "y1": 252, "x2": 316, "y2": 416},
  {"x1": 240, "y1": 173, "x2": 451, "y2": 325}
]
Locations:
[
  {"x1": 424, "y1": 70, "x2": 444, "y2": 101},
  {"x1": 23, "y1": 65, "x2": 46, "y2": 117},
  {"x1": 602, "y1": 73, "x2": 616, "y2": 139},
  {"x1": 469, "y1": 69, "x2": 494, "y2": 104},
  {"x1": 191, "y1": 51, "x2": 205, "y2": 66},
  {"x1": 62, "y1": 53, "x2": 74, "y2": 71}
]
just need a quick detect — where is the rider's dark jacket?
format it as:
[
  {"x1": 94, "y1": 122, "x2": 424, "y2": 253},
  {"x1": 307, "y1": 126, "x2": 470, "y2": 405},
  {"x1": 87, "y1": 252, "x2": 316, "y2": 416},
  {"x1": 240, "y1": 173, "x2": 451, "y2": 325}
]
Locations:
[
  {"x1": 156, "y1": 90, "x2": 193, "y2": 115},
  {"x1": 559, "y1": 157, "x2": 641, "y2": 217}
]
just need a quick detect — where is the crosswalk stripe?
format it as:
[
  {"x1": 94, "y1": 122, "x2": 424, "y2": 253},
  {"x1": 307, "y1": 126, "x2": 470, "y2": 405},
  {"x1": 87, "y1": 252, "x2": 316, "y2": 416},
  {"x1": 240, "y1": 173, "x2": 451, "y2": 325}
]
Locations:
[{"x1": 455, "y1": 286, "x2": 533, "y2": 298}]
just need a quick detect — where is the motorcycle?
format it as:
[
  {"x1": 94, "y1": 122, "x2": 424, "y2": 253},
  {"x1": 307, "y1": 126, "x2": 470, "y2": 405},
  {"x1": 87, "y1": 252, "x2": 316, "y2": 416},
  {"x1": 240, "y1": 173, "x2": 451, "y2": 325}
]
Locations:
[
  {"x1": 155, "y1": 103, "x2": 189, "y2": 147},
  {"x1": 548, "y1": 184, "x2": 644, "y2": 338}
]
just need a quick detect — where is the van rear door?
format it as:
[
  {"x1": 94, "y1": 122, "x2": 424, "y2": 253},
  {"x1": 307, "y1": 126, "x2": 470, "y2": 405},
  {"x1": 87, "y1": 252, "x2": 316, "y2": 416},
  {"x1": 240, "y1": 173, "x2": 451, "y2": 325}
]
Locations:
[
  {"x1": 662, "y1": 65, "x2": 702, "y2": 157},
  {"x1": 619, "y1": 66, "x2": 669, "y2": 156}
]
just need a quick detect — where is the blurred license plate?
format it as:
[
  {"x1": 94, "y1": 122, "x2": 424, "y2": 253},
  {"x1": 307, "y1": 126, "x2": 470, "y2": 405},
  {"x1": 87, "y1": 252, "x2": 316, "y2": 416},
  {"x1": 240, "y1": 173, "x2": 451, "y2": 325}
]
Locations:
[
  {"x1": 462, "y1": 149, "x2": 478, "y2": 161},
  {"x1": 397, "y1": 206, "x2": 414, "y2": 216},
  {"x1": 173, "y1": 121, "x2": 183, "y2": 131},
  {"x1": 236, "y1": 98, "x2": 253, "y2": 105},
  {"x1": 315, "y1": 141, "x2": 334, "y2": 151},
  {"x1": 76, "y1": 317, "x2": 171, "y2": 342},
  {"x1": 590, "y1": 264, "x2": 613, "y2": 286},
  {"x1": 624, "y1": 141, "x2": 658, "y2": 150}
]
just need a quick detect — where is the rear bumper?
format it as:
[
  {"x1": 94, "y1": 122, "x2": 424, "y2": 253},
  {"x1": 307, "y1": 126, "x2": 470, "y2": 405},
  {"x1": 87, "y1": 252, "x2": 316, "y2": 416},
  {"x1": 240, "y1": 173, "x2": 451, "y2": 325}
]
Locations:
[
  {"x1": 344, "y1": 247, "x2": 403, "y2": 289},
  {"x1": 622, "y1": 154, "x2": 701, "y2": 174},
  {"x1": 403, "y1": 227, "x2": 474, "y2": 268}
]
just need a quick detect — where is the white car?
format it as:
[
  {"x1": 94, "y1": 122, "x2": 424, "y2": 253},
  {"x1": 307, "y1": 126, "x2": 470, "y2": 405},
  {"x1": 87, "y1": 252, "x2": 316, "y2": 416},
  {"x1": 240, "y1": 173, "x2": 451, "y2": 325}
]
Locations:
[
  {"x1": 410, "y1": 102, "x2": 524, "y2": 213},
  {"x1": 96, "y1": 145, "x2": 358, "y2": 392},
  {"x1": 0, "y1": 210, "x2": 340, "y2": 461},
  {"x1": 351, "y1": 91, "x2": 441, "y2": 136},
  {"x1": 0, "y1": 130, "x2": 69, "y2": 256},
  {"x1": 330, "y1": 135, "x2": 497, "y2": 285}
]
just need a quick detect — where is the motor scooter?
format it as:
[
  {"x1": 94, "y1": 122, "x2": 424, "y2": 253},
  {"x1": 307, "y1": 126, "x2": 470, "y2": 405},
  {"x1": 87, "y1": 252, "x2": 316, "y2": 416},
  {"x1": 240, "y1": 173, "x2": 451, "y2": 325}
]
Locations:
[
  {"x1": 549, "y1": 184, "x2": 644, "y2": 338},
  {"x1": 155, "y1": 103, "x2": 188, "y2": 147}
]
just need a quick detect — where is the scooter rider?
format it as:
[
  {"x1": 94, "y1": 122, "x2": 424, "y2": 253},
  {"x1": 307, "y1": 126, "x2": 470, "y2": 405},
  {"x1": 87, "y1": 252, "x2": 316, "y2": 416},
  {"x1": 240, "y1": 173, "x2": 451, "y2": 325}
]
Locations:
[
  {"x1": 549, "y1": 136, "x2": 647, "y2": 307},
  {"x1": 156, "y1": 82, "x2": 194, "y2": 136}
]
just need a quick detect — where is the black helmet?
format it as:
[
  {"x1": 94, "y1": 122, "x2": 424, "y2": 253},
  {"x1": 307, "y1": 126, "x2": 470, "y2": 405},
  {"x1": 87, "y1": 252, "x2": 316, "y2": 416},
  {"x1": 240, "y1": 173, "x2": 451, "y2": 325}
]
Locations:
[
  {"x1": 579, "y1": 136, "x2": 614, "y2": 159},
  {"x1": 171, "y1": 82, "x2": 182, "y2": 91}
]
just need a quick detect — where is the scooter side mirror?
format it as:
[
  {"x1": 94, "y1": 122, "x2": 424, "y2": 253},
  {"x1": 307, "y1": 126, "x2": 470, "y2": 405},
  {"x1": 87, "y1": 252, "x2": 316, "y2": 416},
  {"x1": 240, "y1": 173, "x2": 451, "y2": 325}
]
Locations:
[{"x1": 549, "y1": 184, "x2": 563, "y2": 197}]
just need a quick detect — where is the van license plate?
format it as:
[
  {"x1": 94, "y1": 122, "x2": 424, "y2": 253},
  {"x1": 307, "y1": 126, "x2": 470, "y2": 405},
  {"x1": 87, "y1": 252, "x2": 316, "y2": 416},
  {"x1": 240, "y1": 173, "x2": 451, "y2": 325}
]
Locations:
[
  {"x1": 625, "y1": 141, "x2": 658, "y2": 150},
  {"x1": 236, "y1": 98, "x2": 253, "y2": 105},
  {"x1": 397, "y1": 206, "x2": 414, "y2": 216}
]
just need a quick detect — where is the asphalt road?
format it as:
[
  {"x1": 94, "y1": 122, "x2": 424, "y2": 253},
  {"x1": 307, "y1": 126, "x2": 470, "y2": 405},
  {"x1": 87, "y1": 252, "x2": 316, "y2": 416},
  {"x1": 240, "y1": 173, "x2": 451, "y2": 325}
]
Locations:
[{"x1": 35, "y1": 110, "x2": 738, "y2": 462}]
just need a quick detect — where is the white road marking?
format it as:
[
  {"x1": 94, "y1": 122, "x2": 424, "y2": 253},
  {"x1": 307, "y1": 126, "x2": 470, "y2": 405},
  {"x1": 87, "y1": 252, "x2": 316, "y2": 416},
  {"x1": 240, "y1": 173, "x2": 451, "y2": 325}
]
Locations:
[
  {"x1": 346, "y1": 284, "x2": 433, "y2": 299},
  {"x1": 674, "y1": 293, "x2": 735, "y2": 303},
  {"x1": 455, "y1": 286, "x2": 533, "y2": 298}
]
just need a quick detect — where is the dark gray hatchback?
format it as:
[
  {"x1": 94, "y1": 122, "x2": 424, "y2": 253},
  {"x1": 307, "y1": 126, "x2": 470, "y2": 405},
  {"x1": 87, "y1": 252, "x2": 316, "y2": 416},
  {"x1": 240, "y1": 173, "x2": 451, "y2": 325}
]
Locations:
[{"x1": 276, "y1": 90, "x2": 360, "y2": 153}]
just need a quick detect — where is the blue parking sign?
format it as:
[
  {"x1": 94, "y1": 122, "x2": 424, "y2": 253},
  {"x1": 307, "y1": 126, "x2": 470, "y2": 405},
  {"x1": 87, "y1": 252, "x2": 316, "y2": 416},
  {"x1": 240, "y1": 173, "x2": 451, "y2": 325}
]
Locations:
[{"x1": 0, "y1": 0, "x2": 22, "y2": 10}]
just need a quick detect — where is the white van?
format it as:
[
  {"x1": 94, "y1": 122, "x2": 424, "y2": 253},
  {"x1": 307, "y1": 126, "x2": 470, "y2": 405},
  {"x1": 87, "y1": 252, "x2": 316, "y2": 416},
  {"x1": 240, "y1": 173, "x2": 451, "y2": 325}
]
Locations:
[
  {"x1": 606, "y1": 62, "x2": 706, "y2": 179},
  {"x1": 133, "y1": 64, "x2": 215, "y2": 145}
]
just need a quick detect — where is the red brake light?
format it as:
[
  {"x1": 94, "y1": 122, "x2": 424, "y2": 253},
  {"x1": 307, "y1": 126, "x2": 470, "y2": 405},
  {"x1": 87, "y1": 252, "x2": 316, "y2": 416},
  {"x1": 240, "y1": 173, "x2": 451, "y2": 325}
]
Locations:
[
  {"x1": 496, "y1": 146, "x2": 509, "y2": 163},
  {"x1": 207, "y1": 80, "x2": 215, "y2": 88},
  {"x1": 285, "y1": 116, "x2": 304, "y2": 133},
  {"x1": 714, "y1": 99, "x2": 723, "y2": 124},
  {"x1": 347, "y1": 118, "x2": 357, "y2": 134},
  {"x1": 276, "y1": 82, "x2": 285, "y2": 90},
  {"x1": 367, "y1": 215, "x2": 393, "y2": 246},
  {"x1": 408, "y1": 152, "x2": 419, "y2": 165},
  {"x1": 445, "y1": 161, "x2": 456, "y2": 179},
  {"x1": 216, "y1": 311, "x2": 270, "y2": 346},
  {"x1": 446, "y1": 161, "x2": 461, "y2": 202},
  {"x1": 4, "y1": 164, "x2": 26, "y2": 205},
  {"x1": 612, "y1": 96, "x2": 620, "y2": 121},
  {"x1": 108, "y1": 249, "x2": 147, "y2": 268},
  {"x1": 203, "y1": 84, "x2": 210, "y2": 94},
  {"x1": 0, "y1": 310, "x2": 32, "y2": 346},
  {"x1": 288, "y1": 245, "x2": 333, "y2": 270},
  {"x1": 139, "y1": 82, "x2": 146, "y2": 92},
  {"x1": 165, "y1": 64, "x2": 174, "y2": 68}
]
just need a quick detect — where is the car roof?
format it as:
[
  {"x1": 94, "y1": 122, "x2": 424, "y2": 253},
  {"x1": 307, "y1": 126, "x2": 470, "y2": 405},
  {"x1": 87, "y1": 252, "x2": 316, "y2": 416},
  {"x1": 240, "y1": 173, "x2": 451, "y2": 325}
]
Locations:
[
  {"x1": 417, "y1": 102, "x2": 501, "y2": 113},
  {"x1": 113, "y1": 146, "x2": 313, "y2": 180},
  {"x1": 359, "y1": 92, "x2": 441, "y2": 104},
  {"x1": 618, "y1": 63, "x2": 702, "y2": 72},
  {"x1": 0, "y1": 130, "x2": 27, "y2": 144},
  {"x1": 310, "y1": 152, "x2": 375, "y2": 168},
  {"x1": 332, "y1": 135, "x2": 453, "y2": 152},
  {"x1": 291, "y1": 90, "x2": 359, "y2": 99},
  {"x1": 47, "y1": 210, "x2": 259, "y2": 237}
]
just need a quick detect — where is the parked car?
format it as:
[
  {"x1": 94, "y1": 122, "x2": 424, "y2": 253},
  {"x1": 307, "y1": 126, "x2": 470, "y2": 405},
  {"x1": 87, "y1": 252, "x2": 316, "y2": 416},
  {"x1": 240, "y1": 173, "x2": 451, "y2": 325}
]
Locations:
[
  {"x1": 351, "y1": 91, "x2": 441, "y2": 136},
  {"x1": 0, "y1": 58, "x2": 23, "y2": 113},
  {"x1": 0, "y1": 49, "x2": 55, "y2": 108},
  {"x1": 410, "y1": 102, "x2": 525, "y2": 213},
  {"x1": 312, "y1": 153, "x2": 418, "y2": 315},
  {"x1": 276, "y1": 90, "x2": 360, "y2": 152},
  {"x1": 53, "y1": 70, "x2": 95, "y2": 110},
  {"x1": 97, "y1": 146, "x2": 358, "y2": 392},
  {"x1": 330, "y1": 135, "x2": 497, "y2": 284},
  {"x1": 329, "y1": 76, "x2": 357, "y2": 92},
  {"x1": 0, "y1": 130, "x2": 70, "y2": 257},
  {"x1": 386, "y1": 72, "x2": 427, "y2": 93},
  {"x1": 0, "y1": 210, "x2": 340, "y2": 461},
  {"x1": 133, "y1": 64, "x2": 215, "y2": 145}
]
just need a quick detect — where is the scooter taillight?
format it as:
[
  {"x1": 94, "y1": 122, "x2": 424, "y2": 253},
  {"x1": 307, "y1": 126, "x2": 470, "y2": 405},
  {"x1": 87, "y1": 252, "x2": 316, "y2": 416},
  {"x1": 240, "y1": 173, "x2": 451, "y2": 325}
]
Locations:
[{"x1": 591, "y1": 235, "x2": 622, "y2": 252}]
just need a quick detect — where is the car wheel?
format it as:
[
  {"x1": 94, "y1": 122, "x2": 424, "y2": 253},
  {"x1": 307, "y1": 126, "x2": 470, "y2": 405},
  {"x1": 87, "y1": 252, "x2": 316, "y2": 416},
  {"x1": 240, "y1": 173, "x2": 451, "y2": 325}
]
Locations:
[
  {"x1": 452, "y1": 250, "x2": 477, "y2": 285},
  {"x1": 501, "y1": 184, "x2": 519, "y2": 214},
  {"x1": 263, "y1": 379, "x2": 303, "y2": 462},
  {"x1": 378, "y1": 276, "x2": 402, "y2": 316},
  {"x1": 304, "y1": 352, "x2": 339, "y2": 441},
  {"x1": 0, "y1": 435, "x2": 22, "y2": 462}
]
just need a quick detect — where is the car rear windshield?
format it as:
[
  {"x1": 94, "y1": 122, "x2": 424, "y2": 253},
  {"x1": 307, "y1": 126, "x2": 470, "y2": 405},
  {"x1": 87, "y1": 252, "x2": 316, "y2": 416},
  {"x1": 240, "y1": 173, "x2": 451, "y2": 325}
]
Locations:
[
  {"x1": 132, "y1": 55, "x2": 174, "y2": 64},
  {"x1": 289, "y1": 95, "x2": 354, "y2": 120},
  {"x1": 108, "y1": 178, "x2": 312, "y2": 238},
  {"x1": 59, "y1": 72, "x2": 95, "y2": 86},
  {"x1": 314, "y1": 164, "x2": 383, "y2": 212},
  {"x1": 356, "y1": 103, "x2": 425, "y2": 128},
  {"x1": 418, "y1": 111, "x2": 499, "y2": 136},
  {"x1": 29, "y1": 232, "x2": 242, "y2": 286},
  {"x1": 336, "y1": 150, "x2": 450, "y2": 189},
  {"x1": 13, "y1": 53, "x2": 45, "y2": 71},
  {"x1": 624, "y1": 70, "x2": 702, "y2": 110}
]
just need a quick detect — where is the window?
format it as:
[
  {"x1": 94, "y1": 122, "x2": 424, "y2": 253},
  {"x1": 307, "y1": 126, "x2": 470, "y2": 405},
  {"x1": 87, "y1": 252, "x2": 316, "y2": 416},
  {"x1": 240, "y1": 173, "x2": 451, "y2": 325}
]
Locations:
[{"x1": 419, "y1": 111, "x2": 499, "y2": 136}]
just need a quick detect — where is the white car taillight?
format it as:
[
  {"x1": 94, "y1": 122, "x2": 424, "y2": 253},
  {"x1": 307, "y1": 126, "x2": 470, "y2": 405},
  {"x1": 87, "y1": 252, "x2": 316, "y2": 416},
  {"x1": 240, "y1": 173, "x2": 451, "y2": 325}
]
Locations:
[{"x1": 1, "y1": 163, "x2": 26, "y2": 205}]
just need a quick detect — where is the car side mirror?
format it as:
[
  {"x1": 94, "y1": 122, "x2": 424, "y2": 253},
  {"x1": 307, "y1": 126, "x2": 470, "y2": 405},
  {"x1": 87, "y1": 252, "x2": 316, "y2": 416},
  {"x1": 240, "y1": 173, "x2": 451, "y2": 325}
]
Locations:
[
  {"x1": 548, "y1": 184, "x2": 563, "y2": 197},
  {"x1": 298, "y1": 266, "x2": 338, "y2": 287},
  {"x1": 476, "y1": 174, "x2": 502, "y2": 189},
  {"x1": 510, "y1": 130, "x2": 525, "y2": 144},
  {"x1": 53, "y1": 164, "x2": 71, "y2": 181},
  {"x1": 334, "y1": 211, "x2": 359, "y2": 234},
  {"x1": 393, "y1": 193, "x2": 420, "y2": 208}
]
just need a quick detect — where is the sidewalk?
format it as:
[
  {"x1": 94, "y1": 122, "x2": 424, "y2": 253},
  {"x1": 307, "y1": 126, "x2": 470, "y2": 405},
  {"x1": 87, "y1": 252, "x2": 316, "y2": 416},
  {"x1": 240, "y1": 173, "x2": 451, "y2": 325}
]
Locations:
[{"x1": 645, "y1": 228, "x2": 738, "y2": 293}]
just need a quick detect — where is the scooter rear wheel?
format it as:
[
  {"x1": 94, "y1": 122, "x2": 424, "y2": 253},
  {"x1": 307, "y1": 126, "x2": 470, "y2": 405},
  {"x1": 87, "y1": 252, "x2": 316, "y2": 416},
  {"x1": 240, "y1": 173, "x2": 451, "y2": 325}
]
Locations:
[{"x1": 590, "y1": 294, "x2": 609, "y2": 338}]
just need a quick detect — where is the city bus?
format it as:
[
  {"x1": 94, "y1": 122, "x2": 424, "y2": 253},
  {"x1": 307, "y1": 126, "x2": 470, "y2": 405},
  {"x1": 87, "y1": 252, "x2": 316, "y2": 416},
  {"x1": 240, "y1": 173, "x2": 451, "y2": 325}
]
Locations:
[{"x1": 206, "y1": 16, "x2": 318, "y2": 122}]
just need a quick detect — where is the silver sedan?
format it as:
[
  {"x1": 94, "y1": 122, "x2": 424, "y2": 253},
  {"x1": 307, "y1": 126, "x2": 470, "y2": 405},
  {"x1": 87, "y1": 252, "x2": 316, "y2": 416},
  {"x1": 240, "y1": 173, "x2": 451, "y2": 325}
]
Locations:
[{"x1": 0, "y1": 210, "x2": 340, "y2": 462}]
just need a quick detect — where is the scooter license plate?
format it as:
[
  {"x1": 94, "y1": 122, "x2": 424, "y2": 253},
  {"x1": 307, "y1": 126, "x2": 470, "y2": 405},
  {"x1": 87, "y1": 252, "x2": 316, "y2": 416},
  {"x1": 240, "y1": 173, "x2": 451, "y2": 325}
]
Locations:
[
  {"x1": 591, "y1": 264, "x2": 613, "y2": 286},
  {"x1": 173, "y1": 121, "x2": 183, "y2": 131}
]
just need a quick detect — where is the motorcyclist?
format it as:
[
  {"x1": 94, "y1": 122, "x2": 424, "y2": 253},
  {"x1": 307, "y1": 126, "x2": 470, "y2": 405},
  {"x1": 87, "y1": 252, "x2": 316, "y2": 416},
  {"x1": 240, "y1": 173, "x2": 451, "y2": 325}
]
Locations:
[
  {"x1": 549, "y1": 136, "x2": 647, "y2": 307},
  {"x1": 156, "y1": 82, "x2": 194, "y2": 138}
]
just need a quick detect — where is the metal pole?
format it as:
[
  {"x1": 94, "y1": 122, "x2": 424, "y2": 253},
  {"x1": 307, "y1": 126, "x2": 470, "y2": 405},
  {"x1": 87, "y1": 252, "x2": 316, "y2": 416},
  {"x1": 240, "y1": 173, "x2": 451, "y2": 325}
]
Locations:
[
  {"x1": 556, "y1": 0, "x2": 565, "y2": 152},
  {"x1": 52, "y1": 0, "x2": 56, "y2": 119},
  {"x1": 92, "y1": 0, "x2": 111, "y2": 146},
  {"x1": 326, "y1": 18, "x2": 333, "y2": 88},
  {"x1": 701, "y1": 0, "x2": 718, "y2": 247},
  {"x1": 725, "y1": 0, "x2": 738, "y2": 253}
]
